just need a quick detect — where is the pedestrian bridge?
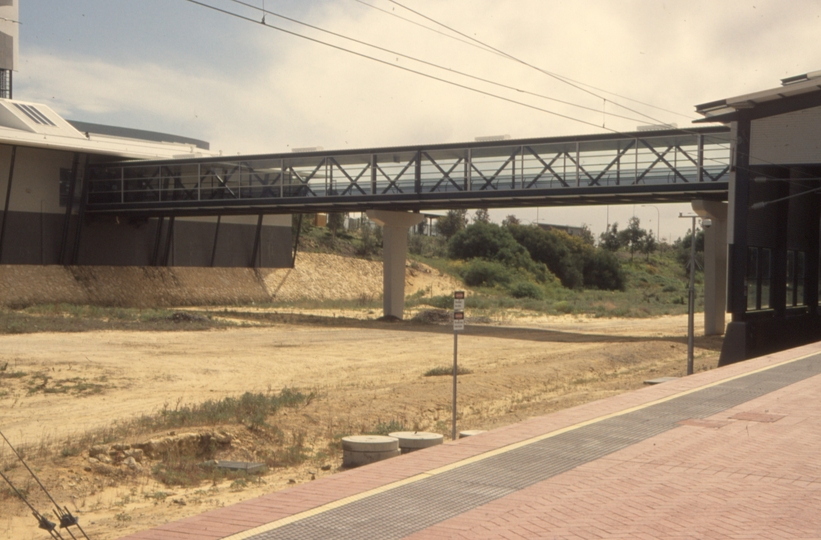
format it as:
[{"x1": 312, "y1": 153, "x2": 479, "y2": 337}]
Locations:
[{"x1": 84, "y1": 125, "x2": 730, "y2": 217}]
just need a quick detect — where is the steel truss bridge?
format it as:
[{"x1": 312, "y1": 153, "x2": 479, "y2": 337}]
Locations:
[{"x1": 84, "y1": 126, "x2": 731, "y2": 217}]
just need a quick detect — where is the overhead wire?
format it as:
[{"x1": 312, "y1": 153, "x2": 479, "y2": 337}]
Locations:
[
  {"x1": 352, "y1": 0, "x2": 750, "y2": 174},
  {"x1": 226, "y1": 0, "x2": 655, "y2": 126},
  {"x1": 379, "y1": 0, "x2": 800, "y2": 178},
  {"x1": 0, "y1": 429, "x2": 90, "y2": 539},
  {"x1": 349, "y1": 0, "x2": 493, "y2": 56},
  {"x1": 183, "y1": 0, "x2": 622, "y2": 133},
  {"x1": 188, "y1": 0, "x2": 796, "y2": 185},
  {"x1": 0, "y1": 468, "x2": 65, "y2": 539},
  {"x1": 359, "y1": 0, "x2": 692, "y2": 121},
  {"x1": 384, "y1": 0, "x2": 687, "y2": 126}
]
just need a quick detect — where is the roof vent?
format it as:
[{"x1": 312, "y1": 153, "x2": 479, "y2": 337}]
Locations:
[
  {"x1": 475, "y1": 134, "x2": 511, "y2": 142},
  {"x1": 781, "y1": 70, "x2": 821, "y2": 86},
  {"x1": 636, "y1": 123, "x2": 677, "y2": 132}
]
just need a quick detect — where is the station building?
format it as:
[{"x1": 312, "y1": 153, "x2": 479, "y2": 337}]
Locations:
[{"x1": 0, "y1": 99, "x2": 292, "y2": 268}]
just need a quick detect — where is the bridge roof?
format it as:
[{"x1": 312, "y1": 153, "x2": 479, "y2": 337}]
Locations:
[
  {"x1": 109, "y1": 125, "x2": 729, "y2": 167},
  {"x1": 695, "y1": 71, "x2": 821, "y2": 123}
]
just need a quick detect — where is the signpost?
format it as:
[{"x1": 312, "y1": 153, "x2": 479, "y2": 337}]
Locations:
[{"x1": 452, "y1": 291, "x2": 465, "y2": 440}]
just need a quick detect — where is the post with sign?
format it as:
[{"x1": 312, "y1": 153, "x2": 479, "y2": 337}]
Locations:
[{"x1": 452, "y1": 291, "x2": 465, "y2": 440}]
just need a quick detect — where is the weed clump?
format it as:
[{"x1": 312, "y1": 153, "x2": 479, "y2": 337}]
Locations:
[
  {"x1": 149, "y1": 388, "x2": 313, "y2": 431},
  {"x1": 424, "y1": 366, "x2": 473, "y2": 377}
]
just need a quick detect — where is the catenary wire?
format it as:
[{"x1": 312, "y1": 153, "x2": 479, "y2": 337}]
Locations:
[
  {"x1": 363, "y1": 0, "x2": 692, "y2": 121},
  {"x1": 0, "y1": 429, "x2": 89, "y2": 539},
  {"x1": 227, "y1": 0, "x2": 654, "y2": 126},
  {"x1": 380, "y1": 0, "x2": 803, "y2": 177},
  {"x1": 183, "y1": 0, "x2": 621, "y2": 133},
  {"x1": 384, "y1": 0, "x2": 688, "y2": 126},
  {"x1": 0, "y1": 468, "x2": 66, "y2": 539},
  {"x1": 349, "y1": 0, "x2": 494, "y2": 56},
  {"x1": 189, "y1": 1, "x2": 798, "y2": 183}
]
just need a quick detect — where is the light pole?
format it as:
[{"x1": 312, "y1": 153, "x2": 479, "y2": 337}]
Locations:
[
  {"x1": 679, "y1": 213, "x2": 698, "y2": 376},
  {"x1": 642, "y1": 204, "x2": 660, "y2": 242}
]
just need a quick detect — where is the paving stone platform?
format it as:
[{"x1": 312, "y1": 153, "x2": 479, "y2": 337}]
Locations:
[{"x1": 123, "y1": 342, "x2": 821, "y2": 539}]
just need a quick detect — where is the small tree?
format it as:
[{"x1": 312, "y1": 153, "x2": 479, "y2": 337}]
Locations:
[
  {"x1": 618, "y1": 216, "x2": 647, "y2": 260},
  {"x1": 501, "y1": 214, "x2": 521, "y2": 227},
  {"x1": 436, "y1": 209, "x2": 468, "y2": 239},
  {"x1": 328, "y1": 212, "x2": 347, "y2": 241},
  {"x1": 579, "y1": 224, "x2": 595, "y2": 246},
  {"x1": 474, "y1": 208, "x2": 491, "y2": 223},
  {"x1": 599, "y1": 223, "x2": 622, "y2": 252},
  {"x1": 640, "y1": 231, "x2": 658, "y2": 261}
]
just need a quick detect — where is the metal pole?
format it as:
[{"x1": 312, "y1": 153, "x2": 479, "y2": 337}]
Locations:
[
  {"x1": 452, "y1": 331, "x2": 458, "y2": 441},
  {"x1": 687, "y1": 215, "x2": 696, "y2": 375}
]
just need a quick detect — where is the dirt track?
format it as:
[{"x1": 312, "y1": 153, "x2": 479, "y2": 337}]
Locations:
[{"x1": 0, "y1": 312, "x2": 721, "y2": 539}]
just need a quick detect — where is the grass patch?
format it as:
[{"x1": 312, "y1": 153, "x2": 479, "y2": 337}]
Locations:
[
  {"x1": 424, "y1": 365, "x2": 473, "y2": 377},
  {"x1": 25, "y1": 374, "x2": 108, "y2": 396},
  {"x1": 140, "y1": 388, "x2": 313, "y2": 432},
  {"x1": 151, "y1": 456, "x2": 264, "y2": 487},
  {"x1": 367, "y1": 420, "x2": 406, "y2": 435},
  {"x1": 0, "y1": 305, "x2": 234, "y2": 335}
]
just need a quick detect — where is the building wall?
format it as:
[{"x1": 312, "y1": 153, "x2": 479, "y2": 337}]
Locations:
[
  {"x1": 751, "y1": 106, "x2": 821, "y2": 166},
  {"x1": 722, "y1": 100, "x2": 821, "y2": 365},
  {"x1": 0, "y1": 143, "x2": 293, "y2": 267}
]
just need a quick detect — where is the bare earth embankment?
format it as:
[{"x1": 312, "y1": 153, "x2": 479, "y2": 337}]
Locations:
[{"x1": 0, "y1": 257, "x2": 722, "y2": 539}]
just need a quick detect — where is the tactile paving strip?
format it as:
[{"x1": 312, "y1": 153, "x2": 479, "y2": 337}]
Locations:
[{"x1": 249, "y1": 355, "x2": 821, "y2": 540}]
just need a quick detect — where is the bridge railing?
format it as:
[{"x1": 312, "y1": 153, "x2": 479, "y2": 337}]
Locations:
[{"x1": 86, "y1": 131, "x2": 730, "y2": 208}]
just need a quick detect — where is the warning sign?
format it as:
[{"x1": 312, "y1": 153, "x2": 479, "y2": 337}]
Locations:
[
  {"x1": 453, "y1": 310, "x2": 465, "y2": 331},
  {"x1": 453, "y1": 290, "x2": 465, "y2": 311}
]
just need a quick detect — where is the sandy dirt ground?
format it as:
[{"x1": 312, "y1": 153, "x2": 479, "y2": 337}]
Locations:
[{"x1": 0, "y1": 312, "x2": 721, "y2": 540}]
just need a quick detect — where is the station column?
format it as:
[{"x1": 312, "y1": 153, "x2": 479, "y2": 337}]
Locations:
[
  {"x1": 692, "y1": 200, "x2": 728, "y2": 336},
  {"x1": 366, "y1": 210, "x2": 425, "y2": 319}
]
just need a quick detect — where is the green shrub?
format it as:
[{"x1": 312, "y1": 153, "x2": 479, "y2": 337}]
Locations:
[
  {"x1": 509, "y1": 224, "x2": 624, "y2": 291},
  {"x1": 448, "y1": 222, "x2": 547, "y2": 280},
  {"x1": 582, "y1": 250, "x2": 626, "y2": 291},
  {"x1": 461, "y1": 259, "x2": 514, "y2": 287},
  {"x1": 508, "y1": 281, "x2": 545, "y2": 300}
]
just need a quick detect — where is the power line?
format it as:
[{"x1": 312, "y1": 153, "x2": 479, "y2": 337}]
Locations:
[
  {"x1": 356, "y1": 1, "x2": 796, "y2": 178},
  {"x1": 385, "y1": 0, "x2": 693, "y2": 125},
  {"x1": 359, "y1": 0, "x2": 692, "y2": 121},
  {"x1": 185, "y1": 1, "x2": 794, "y2": 182},
  {"x1": 226, "y1": 0, "x2": 653, "y2": 126},
  {"x1": 183, "y1": 0, "x2": 620, "y2": 133},
  {"x1": 0, "y1": 429, "x2": 90, "y2": 539},
  {"x1": 349, "y1": 0, "x2": 494, "y2": 56}
]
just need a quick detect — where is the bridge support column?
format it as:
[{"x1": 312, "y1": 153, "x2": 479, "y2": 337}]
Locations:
[
  {"x1": 692, "y1": 200, "x2": 728, "y2": 336},
  {"x1": 366, "y1": 210, "x2": 425, "y2": 320}
]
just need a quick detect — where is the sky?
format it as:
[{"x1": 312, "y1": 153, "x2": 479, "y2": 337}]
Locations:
[{"x1": 14, "y1": 0, "x2": 821, "y2": 241}]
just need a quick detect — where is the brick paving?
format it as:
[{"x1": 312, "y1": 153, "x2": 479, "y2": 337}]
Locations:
[{"x1": 122, "y1": 342, "x2": 821, "y2": 540}]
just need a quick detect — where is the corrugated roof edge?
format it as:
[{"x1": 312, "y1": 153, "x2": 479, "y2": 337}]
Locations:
[{"x1": 67, "y1": 120, "x2": 210, "y2": 151}]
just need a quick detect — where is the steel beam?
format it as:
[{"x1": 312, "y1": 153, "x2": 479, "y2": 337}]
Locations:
[
  {"x1": 162, "y1": 216, "x2": 175, "y2": 266},
  {"x1": 70, "y1": 156, "x2": 91, "y2": 265},
  {"x1": 58, "y1": 153, "x2": 80, "y2": 265},
  {"x1": 250, "y1": 214, "x2": 263, "y2": 268},
  {"x1": 210, "y1": 216, "x2": 221, "y2": 267},
  {"x1": 0, "y1": 145, "x2": 17, "y2": 263},
  {"x1": 151, "y1": 216, "x2": 165, "y2": 267}
]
